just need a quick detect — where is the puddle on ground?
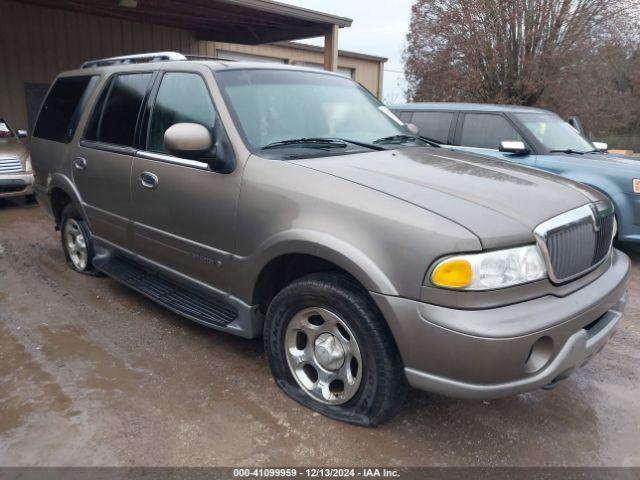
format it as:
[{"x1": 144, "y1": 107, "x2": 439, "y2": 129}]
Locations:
[
  {"x1": 37, "y1": 324, "x2": 146, "y2": 393},
  {"x1": 0, "y1": 324, "x2": 72, "y2": 433}
]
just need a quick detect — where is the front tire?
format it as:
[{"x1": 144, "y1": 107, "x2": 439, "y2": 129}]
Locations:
[
  {"x1": 264, "y1": 272, "x2": 407, "y2": 427},
  {"x1": 60, "y1": 204, "x2": 98, "y2": 275}
]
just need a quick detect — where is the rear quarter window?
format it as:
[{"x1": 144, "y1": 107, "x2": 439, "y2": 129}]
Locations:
[{"x1": 33, "y1": 76, "x2": 98, "y2": 143}]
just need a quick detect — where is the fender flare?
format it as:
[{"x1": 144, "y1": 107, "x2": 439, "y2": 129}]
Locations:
[
  {"x1": 47, "y1": 173, "x2": 88, "y2": 223},
  {"x1": 233, "y1": 229, "x2": 399, "y2": 303}
]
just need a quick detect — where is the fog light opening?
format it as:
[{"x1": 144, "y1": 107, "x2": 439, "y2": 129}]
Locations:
[{"x1": 524, "y1": 336, "x2": 554, "y2": 374}]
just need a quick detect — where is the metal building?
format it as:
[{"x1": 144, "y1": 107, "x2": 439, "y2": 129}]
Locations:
[{"x1": 0, "y1": 0, "x2": 387, "y2": 133}]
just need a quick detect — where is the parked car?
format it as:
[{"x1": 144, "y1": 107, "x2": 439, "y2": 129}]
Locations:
[
  {"x1": 31, "y1": 53, "x2": 629, "y2": 426},
  {"x1": 0, "y1": 118, "x2": 33, "y2": 201},
  {"x1": 390, "y1": 103, "x2": 640, "y2": 243}
]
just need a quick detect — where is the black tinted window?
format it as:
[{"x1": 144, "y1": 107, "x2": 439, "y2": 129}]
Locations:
[
  {"x1": 85, "y1": 73, "x2": 152, "y2": 146},
  {"x1": 34, "y1": 76, "x2": 97, "y2": 143},
  {"x1": 411, "y1": 111, "x2": 454, "y2": 144},
  {"x1": 460, "y1": 113, "x2": 522, "y2": 149},
  {"x1": 148, "y1": 73, "x2": 215, "y2": 153}
]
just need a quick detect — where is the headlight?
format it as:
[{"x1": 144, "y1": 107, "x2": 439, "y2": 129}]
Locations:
[
  {"x1": 25, "y1": 156, "x2": 32, "y2": 172},
  {"x1": 430, "y1": 245, "x2": 547, "y2": 290},
  {"x1": 633, "y1": 179, "x2": 640, "y2": 193}
]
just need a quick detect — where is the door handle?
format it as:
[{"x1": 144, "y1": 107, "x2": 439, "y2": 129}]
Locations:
[
  {"x1": 139, "y1": 172, "x2": 159, "y2": 190},
  {"x1": 73, "y1": 157, "x2": 87, "y2": 171}
]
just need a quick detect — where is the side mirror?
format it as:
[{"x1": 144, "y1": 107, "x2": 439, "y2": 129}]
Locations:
[
  {"x1": 499, "y1": 140, "x2": 529, "y2": 155},
  {"x1": 17, "y1": 129, "x2": 28, "y2": 138},
  {"x1": 164, "y1": 123, "x2": 214, "y2": 161},
  {"x1": 406, "y1": 123, "x2": 419, "y2": 135},
  {"x1": 592, "y1": 141, "x2": 608, "y2": 152}
]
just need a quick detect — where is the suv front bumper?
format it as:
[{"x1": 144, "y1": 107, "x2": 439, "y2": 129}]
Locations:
[
  {"x1": 0, "y1": 172, "x2": 34, "y2": 199},
  {"x1": 371, "y1": 249, "x2": 630, "y2": 400}
]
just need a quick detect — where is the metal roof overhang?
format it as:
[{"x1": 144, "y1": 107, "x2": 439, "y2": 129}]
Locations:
[{"x1": 18, "y1": 0, "x2": 353, "y2": 44}]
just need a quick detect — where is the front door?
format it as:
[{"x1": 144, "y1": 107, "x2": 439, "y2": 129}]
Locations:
[
  {"x1": 453, "y1": 112, "x2": 537, "y2": 168},
  {"x1": 73, "y1": 72, "x2": 155, "y2": 249},
  {"x1": 130, "y1": 69, "x2": 241, "y2": 293}
]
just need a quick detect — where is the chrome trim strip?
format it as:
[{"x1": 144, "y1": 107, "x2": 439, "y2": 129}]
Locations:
[
  {"x1": 136, "y1": 151, "x2": 210, "y2": 170},
  {"x1": 534, "y1": 201, "x2": 614, "y2": 284}
]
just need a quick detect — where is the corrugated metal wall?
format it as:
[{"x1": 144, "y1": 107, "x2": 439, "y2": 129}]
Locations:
[{"x1": 0, "y1": 0, "x2": 383, "y2": 132}]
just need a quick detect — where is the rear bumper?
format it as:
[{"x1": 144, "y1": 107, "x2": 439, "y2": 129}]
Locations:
[
  {"x1": 0, "y1": 173, "x2": 33, "y2": 198},
  {"x1": 372, "y1": 249, "x2": 630, "y2": 400}
]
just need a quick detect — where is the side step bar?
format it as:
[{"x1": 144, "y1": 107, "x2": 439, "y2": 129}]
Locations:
[{"x1": 93, "y1": 255, "x2": 238, "y2": 329}]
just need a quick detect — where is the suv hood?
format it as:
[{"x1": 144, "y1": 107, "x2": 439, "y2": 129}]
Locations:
[
  {"x1": 0, "y1": 137, "x2": 28, "y2": 160},
  {"x1": 291, "y1": 148, "x2": 601, "y2": 249},
  {"x1": 556, "y1": 151, "x2": 640, "y2": 169}
]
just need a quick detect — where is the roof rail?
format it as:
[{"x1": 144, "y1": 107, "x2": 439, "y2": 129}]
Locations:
[
  {"x1": 81, "y1": 51, "x2": 187, "y2": 69},
  {"x1": 184, "y1": 54, "x2": 237, "y2": 62}
]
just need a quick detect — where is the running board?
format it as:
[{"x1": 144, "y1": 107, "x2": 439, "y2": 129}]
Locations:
[{"x1": 93, "y1": 255, "x2": 238, "y2": 328}]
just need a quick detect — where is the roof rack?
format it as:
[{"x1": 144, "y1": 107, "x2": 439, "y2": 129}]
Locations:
[
  {"x1": 81, "y1": 52, "x2": 187, "y2": 69},
  {"x1": 184, "y1": 54, "x2": 237, "y2": 62}
]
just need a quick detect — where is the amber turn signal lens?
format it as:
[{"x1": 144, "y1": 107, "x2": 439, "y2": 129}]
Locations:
[{"x1": 431, "y1": 259, "x2": 473, "y2": 288}]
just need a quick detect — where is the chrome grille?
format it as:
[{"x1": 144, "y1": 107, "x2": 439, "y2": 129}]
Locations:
[
  {"x1": 0, "y1": 157, "x2": 23, "y2": 173},
  {"x1": 594, "y1": 213, "x2": 615, "y2": 262},
  {"x1": 535, "y1": 202, "x2": 615, "y2": 284}
]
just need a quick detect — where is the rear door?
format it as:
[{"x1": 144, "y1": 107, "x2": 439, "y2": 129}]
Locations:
[
  {"x1": 409, "y1": 110, "x2": 457, "y2": 145},
  {"x1": 73, "y1": 72, "x2": 155, "y2": 249},
  {"x1": 30, "y1": 75, "x2": 99, "y2": 188},
  {"x1": 453, "y1": 112, "x2": 536, "y2": 167},
  {"x1": 130, "y1": 66, "x2": 241, "y2": 292}
]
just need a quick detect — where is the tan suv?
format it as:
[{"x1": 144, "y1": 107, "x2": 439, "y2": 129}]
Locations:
[
  {"x1": 0, "y1": 118, "x2": 33, "y2": 200},
  {"x1": 30, "y1": 53, "x2": 629, "y2": 426}
]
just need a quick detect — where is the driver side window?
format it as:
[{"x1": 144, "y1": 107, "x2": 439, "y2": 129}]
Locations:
[
  {"x1": 460, "y1": 113, "x2": 523, "y2": 150},
  {"x1": 148, "y1": 72, "x2": 216, "y2": 154}
]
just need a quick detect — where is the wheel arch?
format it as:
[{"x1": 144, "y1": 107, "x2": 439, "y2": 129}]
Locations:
[
  {"x1": 237, "y1": 231, "x2": 398, "y2": 314},
  {"x1": 47, "y1": 174, "x2": 87, "y2": 227}
]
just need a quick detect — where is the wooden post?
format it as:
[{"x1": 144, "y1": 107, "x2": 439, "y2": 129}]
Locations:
[
  {"x1": 324, "y1": 25, "x2": 339, "y2": 72},
  {"x1": 377, "y1": 62, "x2": 385, "y2": 99}
]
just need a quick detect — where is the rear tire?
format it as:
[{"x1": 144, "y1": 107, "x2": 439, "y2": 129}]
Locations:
[
  {"x1": 264, "y1": 272, "x2": 407, "y2": 427},
  {"x1": 60, "y1": 204, "x2": 99, "y2": 275}
]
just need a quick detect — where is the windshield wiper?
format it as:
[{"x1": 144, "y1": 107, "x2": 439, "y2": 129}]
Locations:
[
  {"x1": 262, "y1": 138, "x2": 348, "y2": 150},
  {"x1": 549, "y1": 149, "x2": 586, "y2": 154},
  {"x1": 418, "y1": 135, "x2": 442, "y2": 147},
  {"x1": 262, "y1": 137, "x2": 385, "y2": 151},
  {"x1": 374, "y1": 134, "x2": 440, "y2": 148}
]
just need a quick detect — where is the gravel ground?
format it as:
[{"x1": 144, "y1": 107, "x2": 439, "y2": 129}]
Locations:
[{"x1": 0, "y1": 198, "x2": 638, "y2": 467}]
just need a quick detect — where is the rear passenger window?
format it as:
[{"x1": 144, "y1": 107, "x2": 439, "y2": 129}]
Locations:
[
  {"x1": 85, "y1": 73, "x2": 152, "y2": 147},
  {"x1": 411, "y1": 111, "x2": 454, "y2": 144},
  {"x1": 34, "y1": 76, "x2": 97, "y2": 143},
  {"x1": 147, "y1": 72, "x2": 216, "y2": 153},
  {"x1": 460, "y1": 113, "x2": 522, "y2": 149}
]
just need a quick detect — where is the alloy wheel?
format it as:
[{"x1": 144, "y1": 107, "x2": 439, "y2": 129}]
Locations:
[{"x1": 284, "y1": 307, "x2": 363, "y2": 405}]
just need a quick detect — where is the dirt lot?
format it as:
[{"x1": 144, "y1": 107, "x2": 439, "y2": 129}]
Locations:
[{"x1": 0, "y1": 198, "x2": 639, "y2": 467}]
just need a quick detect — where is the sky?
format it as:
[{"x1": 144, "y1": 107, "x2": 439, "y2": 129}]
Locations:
[{"x1": 283, "y1": 0, "x2": 415, "y2": 102}]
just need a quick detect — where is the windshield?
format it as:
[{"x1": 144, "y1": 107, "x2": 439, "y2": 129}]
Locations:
[
  {"x1": 515, "y1": 112, "x2": 595, "y2": 153},
  {"x1": 215, "y1": 69, "x2": 414, "y2": 154},
  {"x1": 0, "y1": 119, "x2": 15, "y2": 139}
]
